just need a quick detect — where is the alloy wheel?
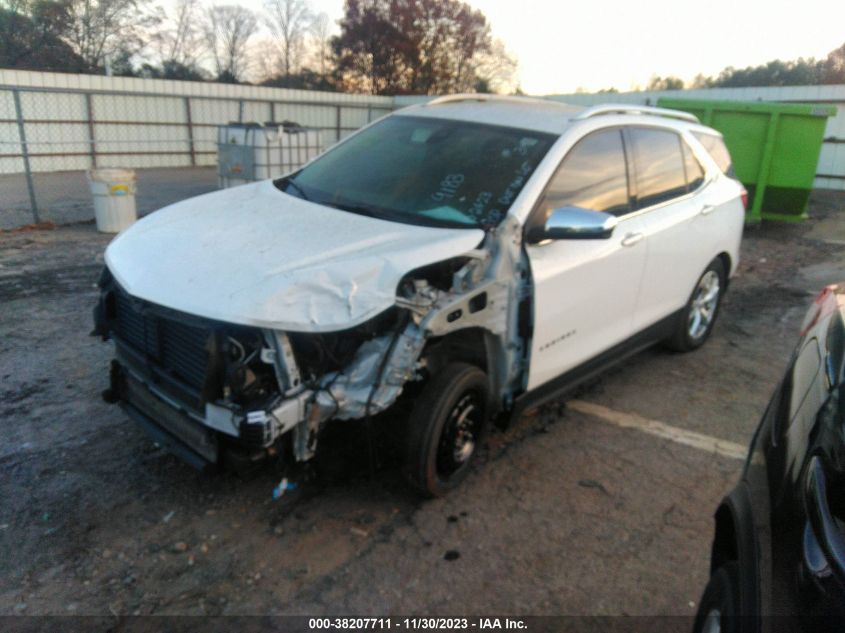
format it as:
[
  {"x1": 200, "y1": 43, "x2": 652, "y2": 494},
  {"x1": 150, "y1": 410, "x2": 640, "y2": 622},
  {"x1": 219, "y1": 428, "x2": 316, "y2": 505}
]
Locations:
[{"x1": 688, "y1": 270, "x2": 721, "y2": 340}]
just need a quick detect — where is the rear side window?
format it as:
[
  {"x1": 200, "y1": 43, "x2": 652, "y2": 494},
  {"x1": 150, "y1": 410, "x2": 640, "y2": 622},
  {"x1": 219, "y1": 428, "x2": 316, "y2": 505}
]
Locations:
[
  {"x1": 629, "y1": 128, "x2": 687, "y2": 208},
  {"x1": 537, "y1": 128, "x2": 630, "y2": 217},
  {"x1": 693, "y1": 132, "x2": 735, "y2": 177},
  {"x1": 682, "y1": 140, "x2": 705, "y2": 192}
]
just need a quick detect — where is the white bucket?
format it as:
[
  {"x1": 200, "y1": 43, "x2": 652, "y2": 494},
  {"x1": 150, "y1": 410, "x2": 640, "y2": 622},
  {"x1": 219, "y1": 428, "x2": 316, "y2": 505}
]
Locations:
[{"x1": 87, "y1": 168, "x2": 138, "y2": 233}]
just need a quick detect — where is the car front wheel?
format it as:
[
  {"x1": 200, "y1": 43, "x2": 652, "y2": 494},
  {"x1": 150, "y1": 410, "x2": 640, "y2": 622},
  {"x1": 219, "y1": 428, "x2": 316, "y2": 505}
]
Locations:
[{"x1": 403, "y1": 362, "x2": 490, "y2": 497}]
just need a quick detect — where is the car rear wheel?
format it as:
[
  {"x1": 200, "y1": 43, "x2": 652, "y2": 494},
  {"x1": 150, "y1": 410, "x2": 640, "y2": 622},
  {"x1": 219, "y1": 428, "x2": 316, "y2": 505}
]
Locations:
[
  {"x1": 694, "y1": 561, "x2": 740, "y2": 633},
  {"x1": 403, "y1": 363, "x2": 490, "y2": 497},
  {"x1": 666, "y1": 258, "x2": 726, "y2": 352}
]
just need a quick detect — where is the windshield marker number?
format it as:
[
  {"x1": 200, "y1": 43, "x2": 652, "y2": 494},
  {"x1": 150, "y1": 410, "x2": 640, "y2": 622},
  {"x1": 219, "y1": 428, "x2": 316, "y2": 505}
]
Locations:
[
  {"x1": 469, "y1": 191, "x2": 493, "y2": 220},
  {"x1": 498, "y1": 161, "x2": 533, "y2": 207},
  {"x1": 432, "y1": 174, "x2": 464, "y2": 203}
]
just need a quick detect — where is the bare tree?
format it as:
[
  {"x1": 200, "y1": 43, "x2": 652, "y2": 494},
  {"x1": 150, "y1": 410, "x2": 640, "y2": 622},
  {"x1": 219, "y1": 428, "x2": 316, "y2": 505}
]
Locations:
[
  {"x1": 308, "y1": 11, "x2": 330, "y2": 76},
  {"x1": 474, "y1": 38, "x2": 517, "y2": 94},
  {"x1": 64, "y1": 0, "x2": 158, "y2": 70},
  {"x1": 253, "y1": 38, "x2": 282, "y2": 82},
  {"x1": 263, "y1": 0, "x2": 313, "y2": 78},
  {"x1": 151, "y1": 0, "x2": 203, "y2": 68},
  {"x1": 202, "y1": 4, "x2": 257, "y2": 82}
]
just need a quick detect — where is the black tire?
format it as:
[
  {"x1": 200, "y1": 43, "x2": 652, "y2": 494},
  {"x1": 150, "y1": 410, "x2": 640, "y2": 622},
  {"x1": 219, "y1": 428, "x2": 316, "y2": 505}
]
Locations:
[
  {"x1": 403, "y1": 362, "x2": 490, "y2": 497},
  {"x1": 693, "y1": 561, "x2": 741, "y2": 633},
  {"x1": 666, "y1": 258, "x2": 726, "y2": 352}
]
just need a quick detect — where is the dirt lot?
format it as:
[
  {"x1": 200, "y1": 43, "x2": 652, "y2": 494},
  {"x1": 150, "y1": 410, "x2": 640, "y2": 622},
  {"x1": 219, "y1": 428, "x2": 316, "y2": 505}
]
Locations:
[{"x1": 1, "y1": 191, "x2": 844, "y2": 619}]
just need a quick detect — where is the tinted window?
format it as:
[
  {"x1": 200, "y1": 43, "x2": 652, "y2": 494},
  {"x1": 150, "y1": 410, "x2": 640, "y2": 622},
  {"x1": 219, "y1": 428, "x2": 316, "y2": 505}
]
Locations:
[
  {"x1": 537, "y1": 129, "x2": 630, "y2": 218},
  {"x1": 682, "y1": 140, "x2": 705, "y2": 192},
  {"x1": 278, "y1": 115, "x2": 555, "y2": 229},
  {"x1": 629, "y1": 128, "x2": 687, "y2": 208},
  {"x1": 693, "y1": 132, "x2": 734, "y2": 177}
]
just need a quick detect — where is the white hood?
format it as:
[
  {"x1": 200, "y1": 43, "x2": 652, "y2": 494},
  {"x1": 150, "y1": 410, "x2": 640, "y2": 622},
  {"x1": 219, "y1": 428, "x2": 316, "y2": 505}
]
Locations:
[{"x1": 105, "y1": 180, "x2": 484, "y2": 332}]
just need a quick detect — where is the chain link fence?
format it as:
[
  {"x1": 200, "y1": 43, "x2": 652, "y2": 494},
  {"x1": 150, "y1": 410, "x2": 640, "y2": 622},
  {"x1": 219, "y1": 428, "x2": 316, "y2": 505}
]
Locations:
[{"x1": 0, "y1": 84, "x2": 393, "y2": 230}]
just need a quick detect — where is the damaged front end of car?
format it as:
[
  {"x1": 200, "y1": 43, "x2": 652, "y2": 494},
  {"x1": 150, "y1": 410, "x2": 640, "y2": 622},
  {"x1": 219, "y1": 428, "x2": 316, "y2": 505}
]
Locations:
[{"x1": 92, "y1": 224, "x2": 528, "y2": 472}]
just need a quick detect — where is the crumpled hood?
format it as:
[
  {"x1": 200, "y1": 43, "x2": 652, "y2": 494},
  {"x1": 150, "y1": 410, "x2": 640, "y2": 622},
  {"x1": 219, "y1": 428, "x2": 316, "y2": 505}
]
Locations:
[{"x1": 105, "y1": 180, "x2": 484, "y2": 332}]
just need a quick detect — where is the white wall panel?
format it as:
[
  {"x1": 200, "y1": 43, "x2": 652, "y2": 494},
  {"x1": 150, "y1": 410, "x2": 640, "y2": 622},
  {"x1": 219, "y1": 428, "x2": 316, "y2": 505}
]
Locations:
[
  {"x1": 93, "y1": 94, "x2": 185, "y2": 123},
  {"x1": 241, "y1": 101, "x2": 272, "y2": 123},
  {"x1": 0, "y1": 156, "x2": 24, "y2": 172},
  {"x1": 24, "y1": 121, "x2": 90, "y2": 159},
  {"x1": 29, "y1": 154, "x2": 89, "y2": 171},
  {"x1": 274, "y1": 103, "x2": 337, "y2": 129},
  {"x1": 0, "y1": 70, "x2": 842, "y2": 188},
  {"x1": 340, "y1": 108, "x2": 373, "y2": 130},
  {"x1": 21, "y1": 91, "x2": 86, "y2": 120},
  {"x1": 0, "y1": 69, "x2": 394, "y2": 105},
  {"x1": 0, "y1": 121, "x2": 20, "y2": 147},
  {"x1": 190, "y1": 99, "x2": 241, "y2": 124}
]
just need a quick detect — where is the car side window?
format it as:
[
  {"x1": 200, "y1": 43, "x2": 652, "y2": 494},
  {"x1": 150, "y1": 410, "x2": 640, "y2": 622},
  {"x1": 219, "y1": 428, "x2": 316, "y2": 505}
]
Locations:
[
  {"x1": 629, "y1": 127, "x2": 688, "y2": 209},
  {"x1": 693, "y1": 132, "x2": 735, "y2": 177},
  {"x1": 682, "y1": 139, "x2": 705, "y2": 192},
  {"x1": 536, "y1": 128, "x2": 630, "y2": 219}
]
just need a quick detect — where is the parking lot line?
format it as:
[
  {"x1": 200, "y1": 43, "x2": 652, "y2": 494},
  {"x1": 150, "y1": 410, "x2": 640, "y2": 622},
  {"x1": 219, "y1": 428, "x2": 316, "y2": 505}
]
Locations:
[{"x1": 568, "y1": 399, "x2": 752, "y2": 462}]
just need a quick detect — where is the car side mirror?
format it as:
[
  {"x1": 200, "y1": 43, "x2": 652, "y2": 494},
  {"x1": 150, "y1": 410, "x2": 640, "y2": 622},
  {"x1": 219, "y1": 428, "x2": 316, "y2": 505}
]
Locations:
[{"x1": 533, "y1": 206, "x2": 618, "y2": 242}]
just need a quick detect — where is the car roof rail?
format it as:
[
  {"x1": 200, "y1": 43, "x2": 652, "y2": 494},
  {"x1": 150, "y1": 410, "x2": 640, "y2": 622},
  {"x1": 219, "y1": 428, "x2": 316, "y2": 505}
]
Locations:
[
  {"x1": 426, "y1": 93, "x2": 569, "y2": 108},
  {"x1": 573, "y1": 104, "x2": 700, "y2": 123}
]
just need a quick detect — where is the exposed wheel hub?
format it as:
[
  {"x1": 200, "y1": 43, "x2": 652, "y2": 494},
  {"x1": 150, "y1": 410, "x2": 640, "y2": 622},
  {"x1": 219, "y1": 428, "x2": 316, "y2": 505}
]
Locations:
[{"x1": 437, "y1": 392, "x2": 482, "y2": 477}]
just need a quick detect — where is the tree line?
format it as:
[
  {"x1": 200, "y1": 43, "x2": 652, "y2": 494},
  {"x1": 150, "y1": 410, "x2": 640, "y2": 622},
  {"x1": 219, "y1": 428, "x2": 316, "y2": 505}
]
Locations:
[
  {"x1": 0, "y1": 0, "x2": 518, "y2": 94},
  {"x1": 3, "y1": 0, "x2": 844, "y2": 95},
  {"x1": 628, "y1": 44, "x2": 845, "y2": 93}
]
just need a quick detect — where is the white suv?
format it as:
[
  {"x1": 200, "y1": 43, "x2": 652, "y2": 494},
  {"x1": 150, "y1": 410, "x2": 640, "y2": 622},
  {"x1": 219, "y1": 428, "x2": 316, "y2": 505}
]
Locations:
[{"x1": 93, "y1": 95, "x2": 745, "y2": 496}]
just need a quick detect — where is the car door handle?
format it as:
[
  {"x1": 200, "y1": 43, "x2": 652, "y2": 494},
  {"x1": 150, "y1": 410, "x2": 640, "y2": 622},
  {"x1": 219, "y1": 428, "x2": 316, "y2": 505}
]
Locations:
[
  {"x1": 621, "y1": 232, "x2": 644, "y2": 247},
  {"x1": 700, "y1": 204, "x2": 716, "y2": 216},
  {"x1": 805, "y1": 456, "x2": 845, "y2": 584}
]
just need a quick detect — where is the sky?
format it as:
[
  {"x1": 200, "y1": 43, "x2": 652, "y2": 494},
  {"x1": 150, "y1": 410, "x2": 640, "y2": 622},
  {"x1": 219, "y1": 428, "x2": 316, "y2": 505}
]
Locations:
[{"x1": 241, "y1": 0, "x2": 845, "y2": 95}]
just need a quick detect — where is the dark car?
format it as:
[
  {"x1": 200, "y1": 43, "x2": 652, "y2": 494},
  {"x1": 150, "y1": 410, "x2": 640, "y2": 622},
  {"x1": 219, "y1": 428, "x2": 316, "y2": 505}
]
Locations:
[{"x1": 694, "y1": 283, "x2": 845, "y2": 633}]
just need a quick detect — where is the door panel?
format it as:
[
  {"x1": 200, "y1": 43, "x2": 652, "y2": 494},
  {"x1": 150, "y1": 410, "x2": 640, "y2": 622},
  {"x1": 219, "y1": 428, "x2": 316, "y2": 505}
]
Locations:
[
  {"x1": 766, "y1": 314, "x2": 845, "y2": 627},
  {"x1": 796, "y1": 316, "x2": 845, "y2": 622},
  {"x1": 525, "y1": 127, "x2": 648, "y2": 391},
  {"x1": 526, "y1": 214, "x2": 647, "y2": 391},
  {"x1": 632, "y1": 194, "x2": 712, "y2": 330},
  {"x1": 634, "y1": 180, "x2": 742, "y2": 331},
  {"x1": 627, "y1": 128, "x2": 729, "y2": 331}
]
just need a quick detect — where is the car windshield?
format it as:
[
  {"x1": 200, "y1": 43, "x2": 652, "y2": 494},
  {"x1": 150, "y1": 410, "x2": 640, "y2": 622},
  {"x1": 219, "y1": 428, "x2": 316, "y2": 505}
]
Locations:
[{"x1": 275, "y1": 115, "x2": 557, "y2": 229}]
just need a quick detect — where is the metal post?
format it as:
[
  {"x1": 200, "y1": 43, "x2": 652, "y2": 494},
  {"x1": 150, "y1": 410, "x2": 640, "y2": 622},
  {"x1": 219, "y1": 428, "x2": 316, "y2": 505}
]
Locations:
[
  {"x1": 749, "y1": 112, "x2": 781, "y2": 224},
  {"x1": 184, "y1": 97, "x2": 196, "y2": 166},
  {"x1": 335, "y1": 105, "x2": 342, "y2": 142},
  {"x1": 12, "y1": 89, "x2": 39, "y2": 224},
  {"x1": 85, "y1": 93, "x2": 97, "y2": 168}
]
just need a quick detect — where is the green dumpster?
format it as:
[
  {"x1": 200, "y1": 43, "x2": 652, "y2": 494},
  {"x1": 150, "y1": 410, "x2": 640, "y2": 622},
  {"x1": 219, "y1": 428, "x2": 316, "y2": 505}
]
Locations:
[{"x1": 656, "y1": 98, "x2": 836, "y2": 223}]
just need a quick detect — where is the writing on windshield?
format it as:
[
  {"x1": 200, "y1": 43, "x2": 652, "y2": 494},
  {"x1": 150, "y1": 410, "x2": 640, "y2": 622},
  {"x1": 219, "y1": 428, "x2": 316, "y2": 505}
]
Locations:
[{"x1": 276, "y1": 115, "x2": 556, "y2": 229}]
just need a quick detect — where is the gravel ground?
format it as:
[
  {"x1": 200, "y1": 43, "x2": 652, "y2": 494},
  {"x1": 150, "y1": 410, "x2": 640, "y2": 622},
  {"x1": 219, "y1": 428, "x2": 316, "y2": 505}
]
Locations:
[{"x1": 1, "y1": 190, "x2": 844, "y2": 619}]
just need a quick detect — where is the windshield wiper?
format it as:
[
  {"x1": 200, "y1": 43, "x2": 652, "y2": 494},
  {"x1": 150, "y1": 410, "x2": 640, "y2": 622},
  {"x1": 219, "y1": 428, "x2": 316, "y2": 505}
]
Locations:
[
  {"x1": 325, "y1": 202, "x2": 381, "y2": 219},
  {"x1": 329, "y1": 201, "x2": 480, "y2": 229}
]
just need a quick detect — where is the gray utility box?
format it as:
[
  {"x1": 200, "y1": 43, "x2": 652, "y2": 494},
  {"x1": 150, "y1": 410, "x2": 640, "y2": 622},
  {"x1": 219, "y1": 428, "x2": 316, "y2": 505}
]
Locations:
[{"x1": 217, "y1": 122, "x2": 324, "y2": 188}]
